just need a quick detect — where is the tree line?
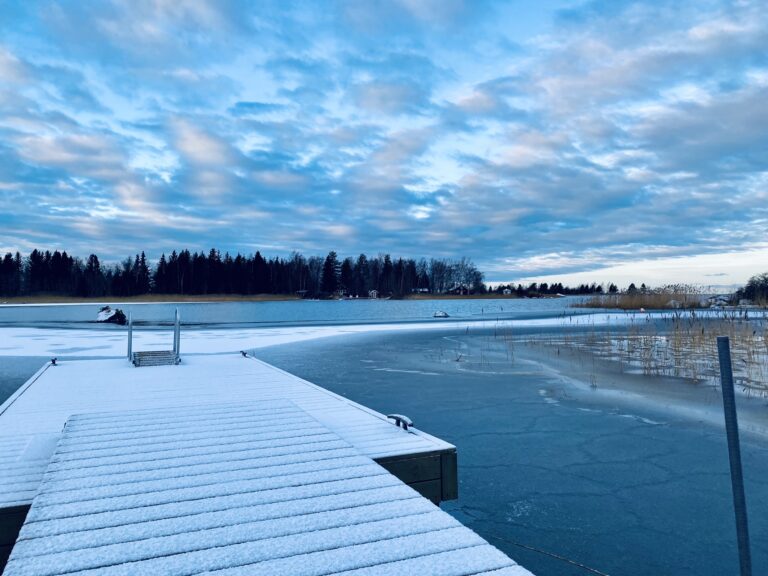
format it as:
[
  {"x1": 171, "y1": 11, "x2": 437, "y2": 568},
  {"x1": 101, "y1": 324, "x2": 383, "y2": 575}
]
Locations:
[
  {"x1": 0, "y1": 249, "x2": 487, "y2": 298},
  {"x1": 735, "y1": 272, "x2": 768, "y2": 305},
  {"x1": 491, "y1": 281, "x2": 616, "y2": 297}
]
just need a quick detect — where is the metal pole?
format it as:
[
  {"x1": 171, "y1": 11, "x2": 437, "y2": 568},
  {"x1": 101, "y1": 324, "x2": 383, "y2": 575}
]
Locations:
[
  {"x1": 178, "y1": 308, "x2": 181, "y2": 356},
  {"x1": 127, "y1": 313, "x2": 133, "y2": 360},
  {"x1": 717, "y1": 336, "x2": 752, "y2": 576},
  {"x1": 174, "y1": 308, "x2": 180, "y2": 357},
  {"x1": 172, "y1": 308, "x2": 177, "y2": 355}
]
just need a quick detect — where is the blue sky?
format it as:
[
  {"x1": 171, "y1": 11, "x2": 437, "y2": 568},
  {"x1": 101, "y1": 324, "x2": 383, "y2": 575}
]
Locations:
[{"x1": 1, "y1": 0, "x2": 766, "y2": 286}]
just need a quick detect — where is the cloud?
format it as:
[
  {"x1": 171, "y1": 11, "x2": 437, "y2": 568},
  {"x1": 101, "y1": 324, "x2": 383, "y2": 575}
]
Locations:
[
  {"x1": 0, "y1": 0, "x2": 766, "y2": 283},
  {"x1": 26, "y1": 0, "x2": 254, "y2": 65},
  {"x1": 0, "y1": 47, "x2": 28, "y2": 83},
  {"x1": 15, "y1": 133, "x2": 124, "y2": 179},
  {"x1": 351, "y1": 80, "x2": 432, "y2": 115},
  {"x1": 171, "y1": 119, "x2": 232, "y2": 166},
  {"x1": 229, "y1": 101, "x2": 286, "y2": 117}
]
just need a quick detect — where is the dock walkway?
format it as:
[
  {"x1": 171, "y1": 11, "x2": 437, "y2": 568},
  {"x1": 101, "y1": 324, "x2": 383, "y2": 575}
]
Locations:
[
  {"x1": 0, "y1": 355, "x2": 456, "y2": 511},
  {"x1": 4, "y1": 401, "x2": 530, "y2": 575}
]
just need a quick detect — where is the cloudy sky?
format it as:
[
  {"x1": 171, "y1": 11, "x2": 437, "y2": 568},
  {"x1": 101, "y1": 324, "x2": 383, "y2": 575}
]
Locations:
[{"x1": 1, "y1": 0, "x2": 766, "y2": 285}]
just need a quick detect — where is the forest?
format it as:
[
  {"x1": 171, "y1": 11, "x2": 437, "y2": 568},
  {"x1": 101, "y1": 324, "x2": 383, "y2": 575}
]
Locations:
[
  {"x1": 0, "y1": 249, "x2": 654, "y2": 300},
  {"x1": 0, "y1": 249, "x2": 487, "y2": 298}
]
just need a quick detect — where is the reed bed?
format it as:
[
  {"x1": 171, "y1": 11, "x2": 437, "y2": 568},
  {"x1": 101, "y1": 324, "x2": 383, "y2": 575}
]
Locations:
[
  {"x1": 576, "y1": 291, "x2": 705, "y2": 310},
  {"x1": 516, "y1": 311, "x2": 768, "y2": 396}
]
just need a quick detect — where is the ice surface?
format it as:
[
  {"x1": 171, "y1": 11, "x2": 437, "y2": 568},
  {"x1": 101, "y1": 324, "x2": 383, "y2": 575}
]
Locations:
[{"x1": 0, "y1": 311, "x2": 674, "y2": 357}]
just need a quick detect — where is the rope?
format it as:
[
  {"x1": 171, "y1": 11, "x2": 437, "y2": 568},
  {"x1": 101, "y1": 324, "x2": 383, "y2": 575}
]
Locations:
[{"x1": 484, "y1": 533, "x2": 611, "y2": 576}]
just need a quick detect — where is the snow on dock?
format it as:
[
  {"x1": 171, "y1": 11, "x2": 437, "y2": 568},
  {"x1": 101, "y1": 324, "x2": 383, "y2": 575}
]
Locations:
[
  {"x1": 0, "y1": 355, "x2": 456, "y2": 510},
  {"x1": 4, "y1": 401, "x2": 531, "y2": 576}
]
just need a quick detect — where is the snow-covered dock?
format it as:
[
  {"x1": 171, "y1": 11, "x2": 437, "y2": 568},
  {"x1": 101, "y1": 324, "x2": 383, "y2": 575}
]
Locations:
[
  {"x1": 3, "y1": 401, "x2": 530, "y2": 575},
  {"x1": 0, "y1": 355, "x2": 456, "y2": 511},
  {"x1": 0, "y1": 355, "x2": 535, "y2": 574}
]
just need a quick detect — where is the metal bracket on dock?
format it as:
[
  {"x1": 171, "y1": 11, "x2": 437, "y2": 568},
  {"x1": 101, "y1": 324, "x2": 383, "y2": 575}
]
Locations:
[{"x1": 387, "y1": 414, "x2": 413, "y2": 431}]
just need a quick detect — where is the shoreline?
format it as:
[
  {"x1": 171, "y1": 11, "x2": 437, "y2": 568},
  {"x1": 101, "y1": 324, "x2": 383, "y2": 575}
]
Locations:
[
  {"x1": 0, "y1": 293, "x2": 565, "y2": 305},
  {"x1": 402, "y1": 293, "x2": 562, "y2": 300},
  {"x1": 0, "y1": 294, "x2": 301, "y2": 305}
]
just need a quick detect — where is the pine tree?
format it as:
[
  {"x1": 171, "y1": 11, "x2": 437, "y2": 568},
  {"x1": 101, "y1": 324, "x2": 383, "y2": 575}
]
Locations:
[
  {"x1": 340, "y1": 258, "x2": 354, "y2": 295},
  {"x1": 154, "y1": 254, "x2": 168, "y2": 293},
  {"x1": 136, "y1": 252, "x2": 151, "y2": 294},
  {"x1": 84, "y1": 254, "x2": 106, "y2": 297},
  {"x1": 321, "y1": 251, "x2": 339, "y2": 295},
  {"x1": 354, "y1": 254, "x2": 369, "y2": 296},
  {"x1": 253, "y1": 252, "x2": 269, "y2": 293},
  {"x1": 381, "y1": 255, "x2": 393, "y2": 295}
]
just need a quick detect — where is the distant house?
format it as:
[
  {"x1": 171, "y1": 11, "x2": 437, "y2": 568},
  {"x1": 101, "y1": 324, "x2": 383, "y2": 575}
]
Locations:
[
  {"x1": 502, "y1": 288, "x2": 512, "y2": 295},
  {"x1": 368, "y1": 289, "x2": 379, "y2": 299}
]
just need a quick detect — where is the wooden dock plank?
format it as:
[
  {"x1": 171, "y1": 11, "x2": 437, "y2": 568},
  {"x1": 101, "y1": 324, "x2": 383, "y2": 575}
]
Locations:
[
  {"x1": 4, "y1": 401, "x2": 531, "y2": 576},
  {"x1": 0, "y1": 356, "x2": 456, "y2": 511}
]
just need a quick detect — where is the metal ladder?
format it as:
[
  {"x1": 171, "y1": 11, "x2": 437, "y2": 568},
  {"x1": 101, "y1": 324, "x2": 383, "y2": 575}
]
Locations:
[{"x1": 127, "y1": 308, "x2": 182, "y2": 367}]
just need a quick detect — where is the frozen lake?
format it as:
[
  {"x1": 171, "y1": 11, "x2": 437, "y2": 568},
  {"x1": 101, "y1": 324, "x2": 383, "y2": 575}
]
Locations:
[
  {"x1": 0, "y1": 296, "x2": 586, "y2": 327},
  {"x1": 256, "y1": 329, "x2": 768, "y2": 576},
  {"x1": 1, "y1": 303, "x2": 766, "y2": 575}
]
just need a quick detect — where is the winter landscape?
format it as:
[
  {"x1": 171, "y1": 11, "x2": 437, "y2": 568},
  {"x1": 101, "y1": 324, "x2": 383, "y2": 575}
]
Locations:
[
  {"x1": 2, "y1": 296, "x2": 767, "y2": 575},
  {"x1": 2, "y1": 1, "x2": 768, "y2": 575}
]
